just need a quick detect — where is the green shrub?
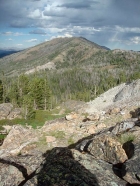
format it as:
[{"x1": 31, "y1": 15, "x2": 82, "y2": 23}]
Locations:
[
  {"x1": 118, "y1": 132, "x2": 135, "y2": 144},
  {"x1": 50, "y1": 130, "x2": 65, "y2": 139},
  {"x1": 68, "y1": 136, "x2": 74, "y2": 145},
  {"x1": 0, "y1": 134, "x2": 6, "y2": 140}
]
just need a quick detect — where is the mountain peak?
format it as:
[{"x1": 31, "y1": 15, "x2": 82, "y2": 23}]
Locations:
[{"x1": 0, "y1": 37, "x2": 106, "y2": 76}]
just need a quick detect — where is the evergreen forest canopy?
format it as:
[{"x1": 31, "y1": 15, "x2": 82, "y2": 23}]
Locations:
[{"x1": 0, "y1": 37, "x2": 140, "y2": 119}]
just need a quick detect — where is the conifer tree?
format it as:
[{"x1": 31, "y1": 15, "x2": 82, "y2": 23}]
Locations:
[
  {"x1": 8, "y1": 82, "x2": 19, "y2": 106},
  {"x1": 23, "y1": 94, "x2": 35, "y2": 119},
  {"x1": 18, "y1": 74, "x2": 29, "y2": 106},
  {"x1": 44, "y1": 77, "x2": 51, "y2": 110},
  {"x1": 29, "y1": 77, "x2": 51, "y2": 110}
]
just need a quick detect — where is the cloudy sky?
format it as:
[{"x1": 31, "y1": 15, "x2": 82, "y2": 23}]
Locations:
[{"x1": 0, "y1": 0, "x2": 140, "y2": 51}]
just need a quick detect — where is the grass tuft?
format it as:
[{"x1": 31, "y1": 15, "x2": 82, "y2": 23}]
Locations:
[
  {"x1": 118, "y1": 132, "x2": 135, "y2": 144},
  {"x1": 49, "y1": 130, "x2": 65, "y2": 139}
]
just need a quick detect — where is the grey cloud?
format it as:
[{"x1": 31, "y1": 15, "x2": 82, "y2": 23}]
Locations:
[
  {"x1": 10, "y1": 19, "x2": 32, "y2": 28},
  {"x1": 125, "y1": 33, "x2": 140, "y2": 38},
  {"x1": 106, "y1": 0, "x2": 140, "y2": 28},
  {"x1": 0, "y1": 0, "x2": 140, "y2": 50},
  {"x1": 57, "y1": 2, "x2": 91, "y2": 9},
  {"x1": 43, "y1": 10, "x2": 65, "y2": 17},
  {"x1": 57, "y1": 0, "x2": 99, "y2": 9}
]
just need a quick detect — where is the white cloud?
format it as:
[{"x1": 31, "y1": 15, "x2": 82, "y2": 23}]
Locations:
[
  {"x1": 17, "y1": 44, "x2": 23, "y2": 46},
  {"x1": 130, "y1": 37, "x2": 140, "y2": 44},
  {"x1": 48, "y1": 27, "x2": 66, "y2": 33},
  {"x1": 50, "y1": 33, "x2": 73, "y2": 40},
  {"x1": 2, "y1": 31, "x2": 13, "y2": 35},
  {"x1": 26, "y1": 39, "x2": 38, "y2": 42},
  {"x1": 110, "y1": 33, "x2": 140, "y2": 46},
  {"x1": 1, "y1": 31, "x2": 24, "y2": 36},
  {"x1": 72, "y1": 26, "x2": 100, "y2": 33},
  {"x1": 7, "y1": 38, "x2": 13, "y2": 41},
  {"x1": 28, "y1": 9, "x2": 42, "y2": 19},
  {"x1": 115, "y1": 26, "x2": 140, "y2": 33},
  {"x1": 14, "y1": 32, "x2": 25, "y2": 36}
]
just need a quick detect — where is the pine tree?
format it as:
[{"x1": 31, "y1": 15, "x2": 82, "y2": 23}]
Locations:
[
  {"x1": 8, "y1": 81, "x2": 19, "y2": 106},
  {"x1": 29, "y1": 77, "x2": 51, "y2": 110},
  {"x1": 44, "y1": 77, "x2": 51, "y2": 110},
  {"x1": 23, "y1": 94, "x2": 35, "y2": 119},
  {"x1": 18, "y1": 74, "x2": 29, "y2": 106}
]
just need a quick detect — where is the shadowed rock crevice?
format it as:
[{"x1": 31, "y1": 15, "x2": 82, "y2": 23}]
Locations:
[
  {"x1": 123, "y1": 141, "x2": 135, "y2": 159},
  {"x1": 112, "y1": 163, "x2": 124, "y2": 179},
  {"x1": 112, "y1": 141, "x2": 135, "y2": 182},
  {"x1": 130, "y1": 108, "x2": 140, "y2": 118}
]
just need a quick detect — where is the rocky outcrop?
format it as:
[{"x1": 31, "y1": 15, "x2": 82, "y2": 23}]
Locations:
[
  {"x1": 111, "y1": 120, "x2": 136, "y2": 135},
  {"x1": 0, "y1": 150, "x2": 44, "y2": 185},
  {"x1": 0, "y1": 161, "x2": 24, "y2": 185},
  {"x1": 0, "y1": 109, "x2": 140, "y2": 185},
  {"x1": 0, "y1": 103, "x2": 22, "y2": 120},
  {"x1": 0, "y1": 125, "x2": 39, "y2": 156},
  {"x1": 87, "y1": 134, "x2": 128, "y2": 164},
  {"x1": 0, "y1": 103, "x2": 13, "y2": 119},
  {"x1": 23, "y1": 147, "x2": 127, "y2": 186},
  {"x1": 122, "y1": 144, "x2": 140, "y2": 184},
  {"x1": 86, "y1": 112, "x2": 100, "y2": 121},
  {"x1": 65, "y1": 112, "x2": 80, "y2": 120},
  {"x1": 7, "y1": 108, "x2": 22, "y2": 119},
  {"x1": 114, "y1": 79, "x2": 140, "y2": 102},
  {"x1": 81, "y1": 79, "x2": 140, "y2": 114}
]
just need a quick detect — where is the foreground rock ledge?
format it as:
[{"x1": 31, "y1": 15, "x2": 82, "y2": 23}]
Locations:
[{"x1": 0, "y1": 112, "x2": 140, "y2": 185}]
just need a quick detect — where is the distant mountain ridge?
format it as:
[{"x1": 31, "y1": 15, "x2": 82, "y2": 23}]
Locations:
[
  {"x1": 0, "y1": 37, "x2": 107, "y2": 76},
  {"x1": 101, "y1": 46, "x2": 110, "y2": 50},
  {"x1": 0, "y1": 49, "x2": 21, "y2": 58},
  {"x1": 0, "y1": 37, "x2": 140, "y2": 78}
]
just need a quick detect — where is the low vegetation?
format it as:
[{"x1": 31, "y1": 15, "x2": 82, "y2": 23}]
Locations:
[
  {"x1": 118, "y1": 132, "x2": 135, "y2": 144},
  {"x1": 0, "y1": 109, "x2": 68, "y2": 131},
  {"x1": 49, "y1": 130, "x2": 65, "y2": 139}
]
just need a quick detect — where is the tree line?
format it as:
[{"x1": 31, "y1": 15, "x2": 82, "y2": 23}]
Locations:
[
  {"x1": 0, "y1": 52, "x2": 140, "y2": 119},
  {"x1": 0, "y1": 74, "x2": 51, "y2": 119}
]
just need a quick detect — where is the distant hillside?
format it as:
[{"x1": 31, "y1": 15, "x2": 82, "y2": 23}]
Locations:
[
  {"x1": 0, "y1": 37, "x2": 139, "y2": 78},
  {"x1": 0, "y1": 36, "x2": 140, "y2": 107},
  {"x1": 101, "y1": 46, "x2": 110, "y2": 50},
  {"x1": 0, "y1": 37, "x2": 106, "y2": 77}
]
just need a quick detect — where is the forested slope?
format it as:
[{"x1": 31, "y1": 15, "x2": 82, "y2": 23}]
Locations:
[{"x1": 0, "y1": 37, "x2": 140, "y2": 118}]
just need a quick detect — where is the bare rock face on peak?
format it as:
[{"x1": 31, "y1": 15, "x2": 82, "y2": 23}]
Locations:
[
  {"x1": 80, "y1": 79, "x2": 140, "y2": 114},
  {"x1": 114, "y1": 79, "x2": 140, "y2": 102}
]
